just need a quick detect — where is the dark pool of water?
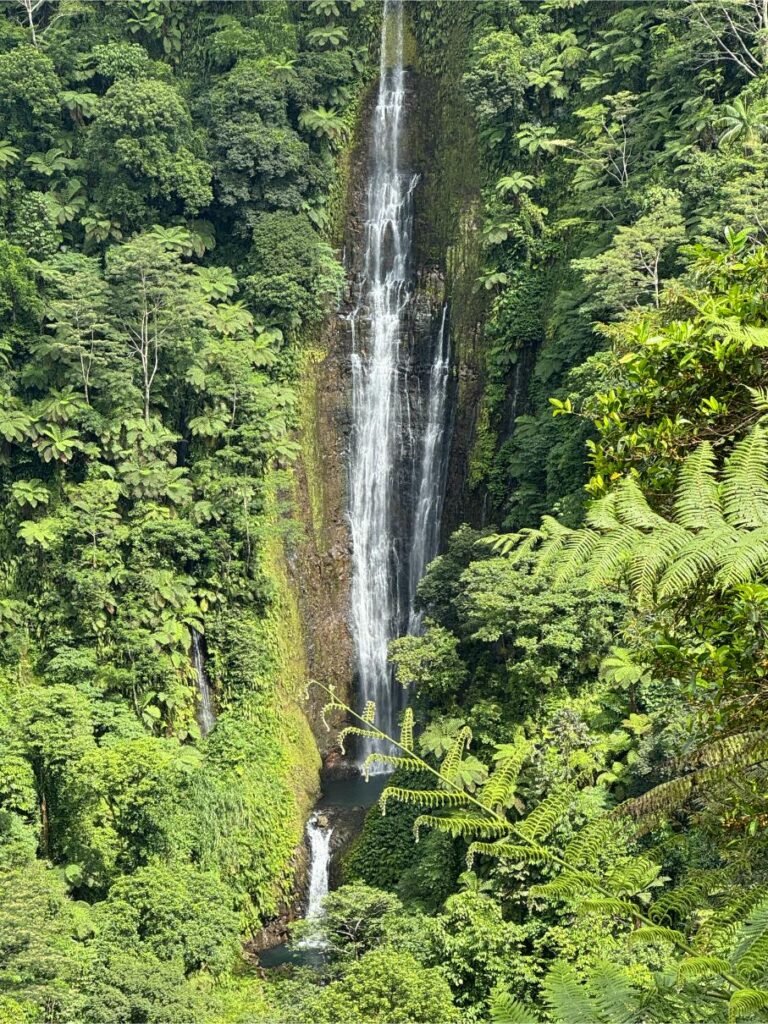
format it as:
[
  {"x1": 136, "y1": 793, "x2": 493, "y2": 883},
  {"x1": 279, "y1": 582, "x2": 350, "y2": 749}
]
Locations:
[
  {"x1": 258, "y1": 943, "x2": 326, "y2": 970},
  {"x1": 316, "y1": 771, "x2": 389, "y2": 809}
]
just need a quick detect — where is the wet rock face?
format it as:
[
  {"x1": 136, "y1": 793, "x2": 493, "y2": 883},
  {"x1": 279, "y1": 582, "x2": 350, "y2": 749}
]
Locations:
[
  {"x1": 322, "y1": 748, "x2": 360, "y2": 782},
  {"x1": 324, "y1": 803, "x2": 368, "y2": 889}
]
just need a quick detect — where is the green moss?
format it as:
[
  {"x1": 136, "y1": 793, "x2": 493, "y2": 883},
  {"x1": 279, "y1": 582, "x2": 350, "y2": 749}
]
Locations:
[{"x1": 296, "y1": 346, "x2": 328, "y2": 547}]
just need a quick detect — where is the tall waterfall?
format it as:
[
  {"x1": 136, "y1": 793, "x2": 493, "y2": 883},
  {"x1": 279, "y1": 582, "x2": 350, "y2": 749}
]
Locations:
[
  {"x1": 191, "y1": 631, "x2": 216, "y2": 738},
  {"x1": 349, "y1": 1, "x2": 452, "y2": 765}
]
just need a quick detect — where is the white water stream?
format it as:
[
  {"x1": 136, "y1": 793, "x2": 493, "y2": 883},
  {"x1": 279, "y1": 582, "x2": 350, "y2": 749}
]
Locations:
[
  {"x1": 349, "y1": 1, "x2": 452, "y2": 765},
  {"x1": 407, "y1": 304, "x2": 451, "y2": 634},
  {"x1": 299, "y1": 815, "x2": 333, "y2": 948},
  {"x1": 191, "y1": 630, "x2": 216, "y2": 737}
]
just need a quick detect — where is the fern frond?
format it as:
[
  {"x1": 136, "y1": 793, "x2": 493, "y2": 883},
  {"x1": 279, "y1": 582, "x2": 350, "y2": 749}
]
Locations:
[
  {"x1": 630, "y1": 925, "x2": 688, "y2": 946},
  {"x1": 650, "y1": 878, "x2": 713, "y2": 923},
  {"x1": 677, "y1": 956, "x2": 733, "y2": 983},
  {"x1": 728, "y1": 987, "x2": 768, "y2": 1022},
  {"x1": 605, "y1": 856, "x2": 662, "y2": 897},
  {"x1": 534, "y1": 516, "x2": 575, "y2": 576},
  {"x1": 530, "y1": 870, "x2": 598, "y2": 901},
  {"x1": 362, "y1": 753, "x2": 427, "y2": 777},
  {"x1": 675, "y1": 441, "x2": 724, "y2": 529},
  {"x1": 480, "y1": 739, "x2": 531, "y2": 812},
  {"x1": 379, "y1": 787, "x2": 472, "y2": 815},
  {"x1": 615, "y1": 477, "x2": 669, "y2": 530},
  {"x1": 490, "y1": 988, "x2": 540, "y2": 1024},
  {"x1": 698, "y1": 888, "x2": 768, "y2": 949},
  {"x1": 509, "y1": 527, "x2": 547, "y2": 564},
  {"x1": 617, "y1": 732, "x2": 768, "y2": 823},
  {"x1": 723, "y1": 428, "x2": 768, "y2": 528},
  {"x1": 320, "y1": 698, "x2": 347, "y2": 731},
  {"x1": 550, "y1": 528, "x2": 600, "y2": 584},
  {"x1": 563, "y1": 818, "x2": 616, "y2": 867},
  {"x1": 517, "y1": 787, "x2": 573, "y2": 842},
  {"x1": 585, "y1": 490, "x2": 621, "y2": 531},
  {"x1": 362, "y1": 700, "x2": 376, "y2": 724},
  {"x1": 678, "y1": 730, "x2": 767, "y2": 773},
  {"x1": 588, "y1": 963, "x2": 640, "y2": 1024},
  {"x1": 542, "y1": 963, "x2": 596, "y2": 1024},
  {"x1": 399, "y1": 707, "x2": 414, "y2": 752},
  {"x1": 439, "y1": 725, "x2": 473, "y2": 786},
  {"x1": 627, "y1": 521, "x2": 688, "y2": 606},
  {"x1": 412, "y1": 813, "x2": 511, "y2": 843},
  {"x1": 730, "y1": 899, "x2": 768, "y2": 978},
  {"x1": 656, "y1": 528, "x2": 731, "y2": 599},
  {"x1": 338, "y1": 725, "x2": 382, "y2": 755},
  {"x1": 583, "y1": 526, "x2": 642, "y2": 587},
  {"x1": 713, "y1": 526, "x2": 768, "y2": 589},
  {"x1": 580, "y1": 896, "x2": 644, "y2": 919},
  {"x1": 467, "y1": 840, "x2": 552, "y2": 869}
]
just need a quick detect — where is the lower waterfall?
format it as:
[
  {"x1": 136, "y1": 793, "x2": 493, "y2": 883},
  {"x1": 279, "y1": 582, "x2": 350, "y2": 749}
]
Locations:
[{"x1": 299, "y1": 815, "x2": 333, "y2": 949}]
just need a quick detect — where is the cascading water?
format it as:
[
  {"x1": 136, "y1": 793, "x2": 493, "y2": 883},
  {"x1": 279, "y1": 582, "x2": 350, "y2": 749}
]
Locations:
[
  {"x1": 300, "y1": 815, "x2": 333, "y2": 948},
  {"x1": 407, "y1": 304, "x2": 451, "y2": 634},
  {"x1": 349, "y1": 0, "x2": 413, "y2": 760},
  {"x1": 191, "y1": 631, "x2": 216, "y2": 737},
  {"x1": 348, "y1": 1, "x2": 453, "y2": 766}
]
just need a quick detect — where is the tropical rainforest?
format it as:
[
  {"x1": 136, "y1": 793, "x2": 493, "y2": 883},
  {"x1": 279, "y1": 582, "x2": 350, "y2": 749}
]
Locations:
[{"x1": 1, "y1": 1, "x2": 768, "y2": 1022}]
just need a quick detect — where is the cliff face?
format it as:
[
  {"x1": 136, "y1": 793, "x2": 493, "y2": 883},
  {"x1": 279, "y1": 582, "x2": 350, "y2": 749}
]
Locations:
[{"x1": 289, "y1": 7, "x2": 487, "y2": 761}]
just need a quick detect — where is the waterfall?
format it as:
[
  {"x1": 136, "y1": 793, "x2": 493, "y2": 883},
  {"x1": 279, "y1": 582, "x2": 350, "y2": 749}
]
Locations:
[
  {"x1": 299, "y1": 815, "x2": 333, "y2": 948},
  {"x1": 407, "y1": 304, "x2": 451, "y2": 634},
  {"x1": 349, "y1": 1, "x2": 452, "y2": 766},
  {"x1": 349, "y1": 0, "x2": 412, "y2": 760},
  {"x1": 191, "y1": 631, "x2": 216, "y2": 738},
  {"x1": 350, "y1": 2, "x2": 454, "y2": 770}
]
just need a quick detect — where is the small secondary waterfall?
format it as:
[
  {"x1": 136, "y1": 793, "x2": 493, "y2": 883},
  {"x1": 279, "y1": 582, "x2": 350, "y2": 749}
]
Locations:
[
  {"x1": 300, "y1": 815, "x2": 333, "y2": 947},
  {"x1": 348, "y1": 0, "x2": 453, "y2": 766},
  {"x1": 191, "y1": 631, "x2": 216, "y2": 737},
  {"x1": 407, "y1": 304, "x2": 451, "y2": 634}
]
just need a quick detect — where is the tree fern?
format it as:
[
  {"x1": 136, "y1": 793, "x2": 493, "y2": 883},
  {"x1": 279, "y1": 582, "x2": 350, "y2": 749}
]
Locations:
[
  {"x1": 467, "y1": 838, "x2": 552, "y2": 869},
  {"x1": 362, "y1": 753, "x2": 427, "y2": 777},
  {"x1": 730, "y1": 898, "x2": 768, "y2": 980},
  {"x1": 479, "y1": 735, "x2": 531, "y2": 813},
  {"x1": 316, "y1": 683, "x2": 759, "y2": 1004},
  {"x1": 490, "y1": 988, "x2": 541, "y2": 1024},
  {"x1": 727, "y1": 988, "x2": 768, "y2": 1022},
  {"x1": 722, "y1": 428, "x2": 768, "y2": 528},
  {"x1": 541, "y1": 963, "x2": 643, "y2": 1024},
  {"x1": 439, "y1": 724, "x2": 473, "y2": 787},
  {"x1": 675, "y1": 441, "x2": 723, "y2": 529},
  {"x1": 543, "y1": 963, "x2": 599, "y2": 1024},
  {"x1": 713, "y1": 526, "x2": 768, "y2": 588},
  {"x1": 413, "y1": 812, "x2": 511, "y2": 842},
  {"x1": 379, "y1": 787, "x2": 472, "y2": 814},
  {"x1": 516, "y1": 787, "x2": 573, "y2": 842}
]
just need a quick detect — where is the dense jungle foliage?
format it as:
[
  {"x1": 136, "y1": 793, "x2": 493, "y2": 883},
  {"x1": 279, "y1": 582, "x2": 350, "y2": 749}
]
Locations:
[{"x1": 3, "y1": 1, "x2": 768, "y2": 1023}]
